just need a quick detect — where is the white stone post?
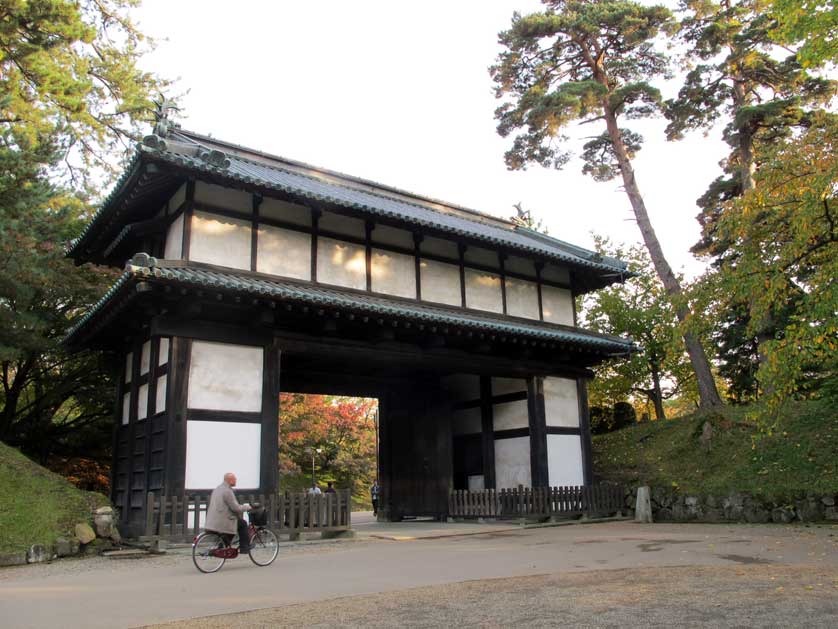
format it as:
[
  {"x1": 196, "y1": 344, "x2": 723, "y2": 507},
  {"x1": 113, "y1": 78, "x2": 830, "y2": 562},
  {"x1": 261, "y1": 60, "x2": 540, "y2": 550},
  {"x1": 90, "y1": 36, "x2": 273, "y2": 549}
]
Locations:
[{"x1": 635, "y1": 486, "x2": 653, "y2": 523}]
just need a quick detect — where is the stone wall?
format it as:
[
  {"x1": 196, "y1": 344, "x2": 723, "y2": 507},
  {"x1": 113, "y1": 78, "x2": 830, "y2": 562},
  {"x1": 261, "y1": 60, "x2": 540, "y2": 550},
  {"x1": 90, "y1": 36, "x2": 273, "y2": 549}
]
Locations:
[{"x1": 625, "y1": 487, "x2": 838, "y2": 524}]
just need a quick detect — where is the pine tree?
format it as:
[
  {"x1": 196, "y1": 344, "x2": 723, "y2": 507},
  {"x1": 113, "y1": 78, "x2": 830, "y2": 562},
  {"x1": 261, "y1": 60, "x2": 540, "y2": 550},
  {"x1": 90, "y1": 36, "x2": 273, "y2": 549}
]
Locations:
[
  {"x1": 666, "y1": 0, "x2": 836, "y2": 398},
  {"x1": 491, "y1": 0, "x2": 724, "y2": 409}
]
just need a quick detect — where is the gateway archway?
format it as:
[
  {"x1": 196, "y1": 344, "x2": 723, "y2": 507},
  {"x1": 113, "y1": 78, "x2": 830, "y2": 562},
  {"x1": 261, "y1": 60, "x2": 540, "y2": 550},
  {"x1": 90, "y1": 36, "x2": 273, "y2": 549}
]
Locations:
[{"x1": 66, "y1": 124, "x2": 635, "y2": 536}]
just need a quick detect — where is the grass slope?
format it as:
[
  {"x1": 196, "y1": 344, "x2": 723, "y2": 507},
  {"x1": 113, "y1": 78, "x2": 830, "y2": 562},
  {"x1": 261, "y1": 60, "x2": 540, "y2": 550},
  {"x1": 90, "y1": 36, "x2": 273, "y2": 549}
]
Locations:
[
  {"x1": 592, "y1": 398, "x2": 838, "y2": 499},
  {"x1": 0, "y1": 441, "x2": 108, "y2": 554}
]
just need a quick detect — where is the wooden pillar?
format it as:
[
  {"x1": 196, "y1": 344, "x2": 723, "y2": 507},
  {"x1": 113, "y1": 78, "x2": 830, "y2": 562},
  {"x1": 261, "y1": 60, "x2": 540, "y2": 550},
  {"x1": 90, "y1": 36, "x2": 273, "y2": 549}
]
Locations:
[
  {"x1": 479, "y1": 376, "x2": 496, "y2": 489},
  {"x1": 376, "y1": 393, "x2": 393, "y2": 521},
  {"x1": 577, "y1": 378, "x2": 594, "y2": 486},
  {"x1": 260, "y1": 340, "x2": 281, "y2": 496},
  {"x1": 527, "y1": 376, "x2": 549, "y2": 487},
  {"x1": 163, "y1": 337, "x2": 191, "y2": 496}
]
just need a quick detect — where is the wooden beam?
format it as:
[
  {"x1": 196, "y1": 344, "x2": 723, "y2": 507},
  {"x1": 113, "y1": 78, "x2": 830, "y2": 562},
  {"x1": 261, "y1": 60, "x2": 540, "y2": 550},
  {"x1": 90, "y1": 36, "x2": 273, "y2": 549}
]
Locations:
[{"x1": 577, "y1": 378, "x2": 594, "y2": 486}]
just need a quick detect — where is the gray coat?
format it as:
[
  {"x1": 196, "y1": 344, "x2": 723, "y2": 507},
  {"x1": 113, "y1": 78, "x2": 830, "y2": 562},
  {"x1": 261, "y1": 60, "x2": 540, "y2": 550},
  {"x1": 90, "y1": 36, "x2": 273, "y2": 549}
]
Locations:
[{"x1": 206, "y1": 482, "x2": 246, "y2": 535}]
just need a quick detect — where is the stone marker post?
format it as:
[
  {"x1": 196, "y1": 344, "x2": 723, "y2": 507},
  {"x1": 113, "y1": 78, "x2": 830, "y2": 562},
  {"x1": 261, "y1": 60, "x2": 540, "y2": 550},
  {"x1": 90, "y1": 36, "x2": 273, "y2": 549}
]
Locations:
[{"x1": 635, "y1": 486, "x2": 653, "y2": 523}]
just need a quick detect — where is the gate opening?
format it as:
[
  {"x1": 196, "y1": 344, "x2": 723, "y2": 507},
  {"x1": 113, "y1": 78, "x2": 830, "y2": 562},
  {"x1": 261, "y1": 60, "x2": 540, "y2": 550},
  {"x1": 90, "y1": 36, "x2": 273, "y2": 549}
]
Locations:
[{"x1": 278, "y1": 392, "x2": 378, "y2": 512}]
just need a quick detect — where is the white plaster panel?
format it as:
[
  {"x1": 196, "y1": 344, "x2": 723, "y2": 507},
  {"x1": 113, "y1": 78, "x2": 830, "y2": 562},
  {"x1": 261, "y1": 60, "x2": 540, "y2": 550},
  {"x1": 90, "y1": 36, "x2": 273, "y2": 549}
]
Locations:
[
  {"x1": 371, "y1": 249, "x2": 416, "y2": 299},
  {"x1": 371, "y1": 225, "x2": 414, "y2": 249},
  {"x1": 138, "y1": 383, "x2": 149, "y2": 420},
  {"x1": 158, "y1": 338, "x2": 170, "y2": 366},
  {"x1": 185, "y1": 420, "x2": 261, "y2": 489},
  {"x1": 189, "y1": 211, "x2": 252, "y2": 271},
  {"x1": 156, "y1": 375, "x2": 167, "y2": 413},
  {"x1": 317, "y1": 237, "x2": 367, "y2": 289},
  {"x1": 452, "y1": 407, "x2": 482, "y2": 436},
  {"x1": 465, "y1": 268, "x2": 503, "y2": 313},
  {"x1": 464, "y1": 246, "x2": 499, "y2": 269},
  {"x1": 187, "y1": 341, "x2": 264, "y2": 412},
  {"x1": 420, "y1": 258, "x2": 461, "y2": 306},
  {"x1": 441, "y1": 374, "x2": 480, "y2": 401},
  {"x1": 140, "y1": 340, "x2": 151, "y2": 375},
  {"x1": 542, "y1": 264, "x2": 570, "y2": 284},
  {"x1": 194, "y1": 182, "x2": 252, "y2": 215},
  {"x1": 505, "y1": 277, "x2": 540, "y2": 320},
  {"x1": 543, "y1": 377, "x2": 580, "y2": 427},
  {"x1": 164, "y1": 213, "x2": 184, "y2": 260},
  {"x1": 494, "y1": 437, "x2": 531, "y2": 489},
  {"x1": 421, "y1": 236, "x2": 459, "y2": 260},
  {"x1": 257, "y1": 225, "x2": 312, "y2": 280},
  {"x1": 318, "y1": 212, "x2": 366, "y2": 238},
  {"x1": 468, "y1": 475, "x2": 485, "y2": 490},
  {"x1": 492, "y1": 399, "x2": 529, "y2": 431},
  {"x1": 122, "y1": 393, "x2": 130, "y2": 425},
  {"x1": 547, "y1": 434, "x2": 584, "y2": 487},
  {"x1": 260, "y1": 197, "x2": 311, "y2": 226},
  {"x1": 125, "y1": 352, "x2": 133, "y2": 383},
  {"x1": 541, "y1": 285, "x2": 574, "y2": 326},
  {"x1": 170, "y1": 183, "x2": 187, "y2": 212},
  {"x1": 505, "y1": 256, "x2": 536, "y2": 278}
]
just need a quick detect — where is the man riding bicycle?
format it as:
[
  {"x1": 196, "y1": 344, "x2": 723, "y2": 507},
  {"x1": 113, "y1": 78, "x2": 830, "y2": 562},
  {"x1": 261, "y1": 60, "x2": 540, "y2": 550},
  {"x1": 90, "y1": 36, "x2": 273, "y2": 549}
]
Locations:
[{"x1": 206, "y1": 472, "x2": 252, "y2": 553}]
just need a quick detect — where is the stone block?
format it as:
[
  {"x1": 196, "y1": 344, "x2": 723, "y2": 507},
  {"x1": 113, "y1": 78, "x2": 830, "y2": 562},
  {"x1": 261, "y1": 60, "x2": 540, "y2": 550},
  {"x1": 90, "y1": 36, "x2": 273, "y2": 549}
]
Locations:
[
  {"x1": 93, "y1": 513, "x2": 113, "y2": 538},
  {"x1": 54, "y1": 537, "x2": 80, "y2": 558},
  {"x1": 321, "y1": 529, "x2": 355, "y2": 540},
  {"x1": 0, "y1": 552, "x2": 27, "y2": 567},
  {"x1": 825, "y1": 506, "x2": 838, "y2": 521},
  {"x1": 794, "y1": 499, "x2": 823, "y2": 522},
  {"x1": 75, "y1": 523, "x2": 96, "y2": 545},
  {"x1": 822, "y1": 496, "x2": 835, "y2": 507},
  {"x1": 771, "y1": 507, "x2": 794, "y2": 524},
  {"x1": 27, "y1": 544, "x2": 50, "y2": 564},
  {"x1": 635, "y1": 486, "x2": 653, "y2": 523}
]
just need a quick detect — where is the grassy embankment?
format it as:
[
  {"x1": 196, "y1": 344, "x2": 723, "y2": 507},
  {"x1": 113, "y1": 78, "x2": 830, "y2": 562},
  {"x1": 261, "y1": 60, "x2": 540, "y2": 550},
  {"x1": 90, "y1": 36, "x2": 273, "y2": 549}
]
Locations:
[
  {"x1": 0, "y1": 441, "x2": 108, "y2": 554},
  {"x1": 592, "y1": 397, "x2": 837, "y2": 498}
]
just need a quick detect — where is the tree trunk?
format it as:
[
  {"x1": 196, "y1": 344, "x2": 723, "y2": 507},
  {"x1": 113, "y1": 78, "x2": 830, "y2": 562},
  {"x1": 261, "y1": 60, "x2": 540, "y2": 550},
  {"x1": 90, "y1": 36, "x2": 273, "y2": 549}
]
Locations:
[
  {"x1": 603, "y1": 107, "x2": 724, "y2": 410},
  {"x1": 650, "y1": 368, "x2": 667, "y2": 421}
]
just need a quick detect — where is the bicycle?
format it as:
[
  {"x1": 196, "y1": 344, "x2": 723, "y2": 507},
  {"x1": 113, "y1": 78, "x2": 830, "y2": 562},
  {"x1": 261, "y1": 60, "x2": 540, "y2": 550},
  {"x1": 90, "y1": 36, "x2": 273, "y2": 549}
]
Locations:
[{"x1": 192, "y1": 505, "x2": 279, "y2": 573}]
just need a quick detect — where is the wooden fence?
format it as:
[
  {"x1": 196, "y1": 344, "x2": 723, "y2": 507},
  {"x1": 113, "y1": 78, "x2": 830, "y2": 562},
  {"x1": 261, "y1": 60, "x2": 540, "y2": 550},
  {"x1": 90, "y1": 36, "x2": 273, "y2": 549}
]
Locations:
[
  {"x1": 144, "y1": 490, "x2": 352, "y2": 541},
  {"x1": 448, "y1": 484, "x2": 624, "y2": 519}
]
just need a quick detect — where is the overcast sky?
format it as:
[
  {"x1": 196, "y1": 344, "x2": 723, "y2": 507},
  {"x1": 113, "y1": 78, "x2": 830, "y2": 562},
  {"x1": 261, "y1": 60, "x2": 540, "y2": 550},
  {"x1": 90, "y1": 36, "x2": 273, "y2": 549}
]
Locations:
[{"x1": 134, "y1": 0, "x2": 730, "y2": 279}]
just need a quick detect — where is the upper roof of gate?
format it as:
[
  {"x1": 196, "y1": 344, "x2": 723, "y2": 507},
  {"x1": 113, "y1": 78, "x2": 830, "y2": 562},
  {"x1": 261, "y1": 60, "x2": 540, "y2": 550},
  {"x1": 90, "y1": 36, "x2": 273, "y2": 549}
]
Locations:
[{"x1": 69, "y1": 127, "x2": 629, "y2": 291}]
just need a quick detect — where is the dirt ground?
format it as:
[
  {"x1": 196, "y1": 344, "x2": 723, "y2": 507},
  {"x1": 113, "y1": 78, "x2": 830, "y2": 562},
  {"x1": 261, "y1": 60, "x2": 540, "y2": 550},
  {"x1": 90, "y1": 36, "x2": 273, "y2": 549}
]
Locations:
[{"x1": 149, "y1": 563, "x2": 838, "y2": 628}]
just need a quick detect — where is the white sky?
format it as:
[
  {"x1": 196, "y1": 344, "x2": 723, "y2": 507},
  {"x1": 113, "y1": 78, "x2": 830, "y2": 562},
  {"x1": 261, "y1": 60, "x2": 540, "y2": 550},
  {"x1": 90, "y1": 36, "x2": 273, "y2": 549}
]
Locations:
[{"x1": 134, "y1": 0, "x2": 730, "y2": 279}]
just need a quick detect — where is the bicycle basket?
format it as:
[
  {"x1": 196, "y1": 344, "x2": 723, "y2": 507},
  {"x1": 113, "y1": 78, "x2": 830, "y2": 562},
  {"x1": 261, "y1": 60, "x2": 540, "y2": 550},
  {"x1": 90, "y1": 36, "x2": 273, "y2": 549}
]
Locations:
[{"x1": 249, "y1": 506, "x2": 268, "y2": 526}]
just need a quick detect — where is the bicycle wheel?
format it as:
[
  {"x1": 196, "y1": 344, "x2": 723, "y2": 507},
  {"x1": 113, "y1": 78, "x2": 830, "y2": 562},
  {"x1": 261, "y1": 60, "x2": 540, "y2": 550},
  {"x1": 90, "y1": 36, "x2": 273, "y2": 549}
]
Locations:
[
  {"x1": 248, "y1": 528, "x2": 279, "y2": 566},
  {"x1": 192, "y1": 532, "x2": 226, "y2": 573}
]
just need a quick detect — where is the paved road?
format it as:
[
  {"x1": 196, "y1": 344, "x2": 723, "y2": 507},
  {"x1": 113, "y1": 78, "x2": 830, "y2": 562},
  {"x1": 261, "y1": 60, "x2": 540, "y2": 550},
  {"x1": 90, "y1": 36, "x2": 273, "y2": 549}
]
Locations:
[{"x1": 1, "y1": 522, "x2": 836, "y2": 628}]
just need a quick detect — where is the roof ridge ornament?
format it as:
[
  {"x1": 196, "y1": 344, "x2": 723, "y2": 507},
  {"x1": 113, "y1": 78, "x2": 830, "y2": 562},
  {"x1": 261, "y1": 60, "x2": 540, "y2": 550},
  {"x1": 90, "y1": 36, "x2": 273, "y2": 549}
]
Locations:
[{"x1": 152, "y1": 96, "x2": 180, "y2": 138}]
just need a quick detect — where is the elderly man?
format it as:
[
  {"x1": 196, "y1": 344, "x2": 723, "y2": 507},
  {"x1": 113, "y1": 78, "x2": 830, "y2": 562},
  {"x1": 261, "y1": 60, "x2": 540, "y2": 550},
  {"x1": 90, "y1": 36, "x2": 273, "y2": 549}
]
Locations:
[{"x1": 206, "y1": 472, "x2": 252, "y2": 553}]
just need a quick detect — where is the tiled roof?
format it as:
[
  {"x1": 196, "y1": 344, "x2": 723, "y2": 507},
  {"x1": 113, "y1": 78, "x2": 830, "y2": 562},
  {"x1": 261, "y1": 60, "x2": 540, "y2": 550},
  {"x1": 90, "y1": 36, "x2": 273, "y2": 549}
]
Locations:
[
  {"x1": 66, "y1": 260, "x2": 636, "y2": 355},
  {"x1": 70, "y1": 128, "x2": 629, "y2": 280}
]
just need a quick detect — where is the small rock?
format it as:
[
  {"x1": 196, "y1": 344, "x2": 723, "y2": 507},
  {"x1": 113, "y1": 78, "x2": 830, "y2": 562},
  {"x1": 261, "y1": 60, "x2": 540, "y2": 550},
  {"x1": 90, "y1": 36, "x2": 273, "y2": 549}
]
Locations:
[
  {"x1": 771, "y1": 507, "x2": 794, "y2": 524},
  {"x1": 54, "y1": 537, "x2": 80, "y2": 557},
  {"x1": 75, "y1": 522, "x2": 96, "y2": 544},
  {"x1": 93, "y1": 513, "x2": 113, "y2": 538},
  {"x1": 822, "y1": 496, "x2": 835, "y2": 507},
  {"x1": 27, "y1": 544, "x2": 49, "y2": 564}
]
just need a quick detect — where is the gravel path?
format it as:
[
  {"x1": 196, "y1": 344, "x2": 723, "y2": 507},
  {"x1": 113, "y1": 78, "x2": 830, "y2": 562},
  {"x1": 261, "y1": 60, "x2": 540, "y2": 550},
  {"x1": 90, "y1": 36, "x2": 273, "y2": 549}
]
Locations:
[{"x1": 148, "y1": 563, "x2": 838, "y2": 628}]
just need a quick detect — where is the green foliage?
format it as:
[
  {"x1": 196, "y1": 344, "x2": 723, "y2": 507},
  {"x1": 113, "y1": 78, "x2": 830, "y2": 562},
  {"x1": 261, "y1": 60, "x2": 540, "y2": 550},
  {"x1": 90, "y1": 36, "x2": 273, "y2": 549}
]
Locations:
[
  {"x1": 0, "y1": 440, "x2": 108, "y2": 553},
  {"x1": 769, "y1": 0, "x2": 838, "y2": 66},
  {"x1": 0, "y1": 132, "x2": 117, "y2": 462},
  {"x1": 491, "y1": 0, "x2": 674, "y2": 173},
  {"x1": 700, "y1": 117, "x2": 838, "y2": 408},
  {"x1": 582, "y1": 237, "x2": 696, "y2": 419},
  {"x1": 592, "y1": 398, "x2": 838, "y2": 498},
  {"x1": 0, "y1": 0, "x2": 171, "y2": 186}
]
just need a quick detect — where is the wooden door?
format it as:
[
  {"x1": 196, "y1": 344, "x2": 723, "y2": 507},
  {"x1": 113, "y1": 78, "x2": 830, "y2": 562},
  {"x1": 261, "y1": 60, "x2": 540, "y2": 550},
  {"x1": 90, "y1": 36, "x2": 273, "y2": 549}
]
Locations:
[{"x1": 381, "y1": 382, "x2": 452, "y2": 520}]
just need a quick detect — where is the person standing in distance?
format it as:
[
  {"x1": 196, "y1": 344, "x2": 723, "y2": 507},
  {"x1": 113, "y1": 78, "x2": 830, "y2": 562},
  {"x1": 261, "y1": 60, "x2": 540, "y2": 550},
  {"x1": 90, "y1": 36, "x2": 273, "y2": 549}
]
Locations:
[{"x1": 206, "y1": 472, "x2": 252, "y2": 553}]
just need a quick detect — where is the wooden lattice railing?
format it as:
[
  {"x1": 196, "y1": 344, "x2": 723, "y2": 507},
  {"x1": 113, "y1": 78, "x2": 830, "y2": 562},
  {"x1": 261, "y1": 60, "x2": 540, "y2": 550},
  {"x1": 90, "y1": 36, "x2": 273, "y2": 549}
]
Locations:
[
  {"x1": 448, "y1": 484, "x2": 624, "y2": 519},
  {"x1": 144, "y1": 490, "x2": 352, "y2": 541}
]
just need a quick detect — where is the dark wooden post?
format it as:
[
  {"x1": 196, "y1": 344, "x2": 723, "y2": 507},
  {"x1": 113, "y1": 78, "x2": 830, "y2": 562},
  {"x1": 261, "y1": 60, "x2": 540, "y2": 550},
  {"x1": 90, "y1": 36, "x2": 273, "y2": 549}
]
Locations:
[
  {"x1": 577, "y1": 378, "x2": 594, "y2": 486},
  {"x1": 479, "y1": 376, "x2": 496, "y2": 489},
  {"x1": 527, "y1": 377, "x2": 549, "y2": 487},
  {"x1": 163, "y1": 337, "x2": 191, "y2": 497},
  {"x1": 260, "y1": 340, "x2": 281, "y2": 496}
]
